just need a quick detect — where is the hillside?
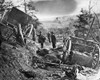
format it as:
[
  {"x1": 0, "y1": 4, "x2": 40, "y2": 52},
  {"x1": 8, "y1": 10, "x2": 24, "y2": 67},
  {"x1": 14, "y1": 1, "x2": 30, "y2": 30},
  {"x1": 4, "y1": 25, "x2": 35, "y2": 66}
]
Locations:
[{"x1": 41, "y1": 15, "x2": 77, "y2": 29}]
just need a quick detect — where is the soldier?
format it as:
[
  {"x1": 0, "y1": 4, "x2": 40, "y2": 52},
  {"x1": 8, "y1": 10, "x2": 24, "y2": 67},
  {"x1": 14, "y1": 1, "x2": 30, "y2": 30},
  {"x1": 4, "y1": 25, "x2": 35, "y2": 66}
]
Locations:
[
  {"x1": 37, "y1": 31, "x2": 46, "y2": 48},
  {"x1": 51, "y1": 32, "x2": 56, "y2": 48},
  {"x1": 47, "y1": 32, "x2": 51, "y2": 43}
]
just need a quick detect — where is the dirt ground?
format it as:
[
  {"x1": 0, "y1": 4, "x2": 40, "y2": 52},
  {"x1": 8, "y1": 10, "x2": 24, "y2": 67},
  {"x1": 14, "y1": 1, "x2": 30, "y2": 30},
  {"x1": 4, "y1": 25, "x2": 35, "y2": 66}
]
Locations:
[{"x1": 0, "y1": 40, "x2": 99, "y2": 80}]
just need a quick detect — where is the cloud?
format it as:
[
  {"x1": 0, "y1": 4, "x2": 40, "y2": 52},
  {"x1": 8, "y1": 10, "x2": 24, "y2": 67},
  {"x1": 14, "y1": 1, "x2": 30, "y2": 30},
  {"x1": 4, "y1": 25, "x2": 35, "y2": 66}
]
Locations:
[
  {"x1": 5, "y1": 0, "x2": 100, "y2": 21},
  {"x1": 34, "y1": 0, "x2": 77, "y2": 16}
]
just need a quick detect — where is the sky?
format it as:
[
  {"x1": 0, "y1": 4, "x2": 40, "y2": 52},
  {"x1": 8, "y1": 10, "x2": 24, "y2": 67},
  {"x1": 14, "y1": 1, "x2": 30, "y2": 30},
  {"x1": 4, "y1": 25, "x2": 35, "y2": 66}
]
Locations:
[{"x1": 6, "y1": 0, "x2": 100, "y2": 21}]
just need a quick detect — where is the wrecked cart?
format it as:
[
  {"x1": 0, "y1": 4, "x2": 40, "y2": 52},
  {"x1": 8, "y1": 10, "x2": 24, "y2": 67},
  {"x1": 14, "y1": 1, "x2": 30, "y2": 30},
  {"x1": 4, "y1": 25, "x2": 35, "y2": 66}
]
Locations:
[
  {"x1": 0, "y1": 7, "x2": 37, "y2": 46},
  {"x1": 62, "y1": 36, "x2": 100, "y2": 69}
]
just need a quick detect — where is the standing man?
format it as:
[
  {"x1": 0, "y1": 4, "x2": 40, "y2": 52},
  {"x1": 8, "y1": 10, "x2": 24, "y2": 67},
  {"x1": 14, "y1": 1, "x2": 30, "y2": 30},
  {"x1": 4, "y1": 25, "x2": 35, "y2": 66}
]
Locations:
[
  {"x1": 47, "y1": 32, "x2": 51, "y2": 43},
  {"x1": 37, "y1": 31, "x2": 46, "y2": 48},
  {"x1": 51, "y1": 32, "x2": 56, "y2": 48}
]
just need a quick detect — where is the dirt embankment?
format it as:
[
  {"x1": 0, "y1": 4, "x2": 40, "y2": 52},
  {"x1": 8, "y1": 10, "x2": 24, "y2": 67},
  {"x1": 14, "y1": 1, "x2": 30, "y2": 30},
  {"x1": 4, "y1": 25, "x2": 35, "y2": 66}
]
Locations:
[{"x1": 0, "y1": 42, "x2": 36, "y2": 80}]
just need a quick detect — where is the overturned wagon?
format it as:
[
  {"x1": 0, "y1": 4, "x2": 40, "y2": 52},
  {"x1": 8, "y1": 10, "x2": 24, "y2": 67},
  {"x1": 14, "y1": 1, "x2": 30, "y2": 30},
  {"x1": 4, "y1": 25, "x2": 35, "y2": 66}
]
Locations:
[
  {"x1": 0, "y1": 7, "x2": 38, "y2": 46},
  {"x1": 63, "y1": 36, "x2": 100, "y2": 69}
]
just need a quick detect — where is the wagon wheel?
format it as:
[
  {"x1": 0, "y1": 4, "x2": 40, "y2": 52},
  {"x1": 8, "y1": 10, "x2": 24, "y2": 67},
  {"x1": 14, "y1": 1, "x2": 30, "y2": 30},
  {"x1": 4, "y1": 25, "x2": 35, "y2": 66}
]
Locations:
[{"x1": 92, "y1": 45, "x2": 99, "y2": 69}]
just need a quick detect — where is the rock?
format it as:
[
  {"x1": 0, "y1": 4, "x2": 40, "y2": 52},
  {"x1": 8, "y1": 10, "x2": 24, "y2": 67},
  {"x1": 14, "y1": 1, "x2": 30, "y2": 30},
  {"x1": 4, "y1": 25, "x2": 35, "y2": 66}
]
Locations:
[
  {"x1": 44, "y1": 54, "x2": 61, "y2": 64},
  {"x1": 52, "y1": 74, "x2": 61, "y2": 79},
  {"x1": 64, "y1": 66, "x2": 77, "y2": 80}
]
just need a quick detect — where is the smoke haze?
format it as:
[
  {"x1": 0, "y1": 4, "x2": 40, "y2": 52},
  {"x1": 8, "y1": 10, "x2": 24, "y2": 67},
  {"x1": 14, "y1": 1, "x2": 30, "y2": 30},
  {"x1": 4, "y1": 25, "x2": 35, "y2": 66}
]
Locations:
[{"x1": 34, "y1": 0, "x2": 77, "y2": 16}]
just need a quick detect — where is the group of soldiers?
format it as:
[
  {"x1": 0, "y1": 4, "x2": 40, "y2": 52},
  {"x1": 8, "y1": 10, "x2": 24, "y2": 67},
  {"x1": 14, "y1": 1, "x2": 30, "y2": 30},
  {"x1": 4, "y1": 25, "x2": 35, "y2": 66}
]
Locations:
[{"x1": 37, "y1": 31, "x2": 56, "y2": 49}]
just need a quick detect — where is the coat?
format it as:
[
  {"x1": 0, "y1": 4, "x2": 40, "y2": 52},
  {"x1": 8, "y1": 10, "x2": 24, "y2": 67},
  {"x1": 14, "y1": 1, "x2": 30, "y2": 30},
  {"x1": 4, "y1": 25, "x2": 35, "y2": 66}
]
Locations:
[
  {"x1": 38, "y1": 34, "x2": 46, "y2": 43},
  {"x1": 51, "y1": 34, "x2": 56, "y2": 43}
]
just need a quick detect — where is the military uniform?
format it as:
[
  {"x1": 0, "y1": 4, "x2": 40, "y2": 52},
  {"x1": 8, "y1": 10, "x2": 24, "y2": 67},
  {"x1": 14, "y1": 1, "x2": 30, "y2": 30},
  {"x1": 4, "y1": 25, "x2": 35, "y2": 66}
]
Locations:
[
  {"x1": 38, "y1": 32, "x2": 46, "y2": 48},
  {"x1": 51, "y1": 32, "x2": 56, "y2": 48}
]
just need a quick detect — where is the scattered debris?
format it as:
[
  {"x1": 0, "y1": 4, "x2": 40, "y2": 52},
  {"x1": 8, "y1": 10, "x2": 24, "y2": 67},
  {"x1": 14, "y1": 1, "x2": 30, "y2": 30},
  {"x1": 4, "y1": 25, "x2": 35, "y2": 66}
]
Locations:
[{"x1": 36, "y1": 49, "x2": 49, "y2": 57}]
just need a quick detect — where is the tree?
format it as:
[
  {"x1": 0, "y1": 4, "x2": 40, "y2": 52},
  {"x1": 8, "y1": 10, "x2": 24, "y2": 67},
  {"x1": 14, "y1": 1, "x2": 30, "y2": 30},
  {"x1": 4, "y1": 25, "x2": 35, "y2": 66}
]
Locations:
[
  {"x1": 74, "y1": 8, "x2": 94, "y2": 39},
  {"x1": 27, "y1": 1, "x2": 36, "y2": 11}
]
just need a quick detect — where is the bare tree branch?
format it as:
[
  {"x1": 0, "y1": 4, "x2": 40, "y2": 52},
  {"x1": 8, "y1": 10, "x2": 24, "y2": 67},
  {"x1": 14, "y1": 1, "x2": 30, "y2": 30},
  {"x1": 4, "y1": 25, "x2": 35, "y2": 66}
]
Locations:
[{"x1": 94, "y1": 12, "x2": 100, "y2": 29}]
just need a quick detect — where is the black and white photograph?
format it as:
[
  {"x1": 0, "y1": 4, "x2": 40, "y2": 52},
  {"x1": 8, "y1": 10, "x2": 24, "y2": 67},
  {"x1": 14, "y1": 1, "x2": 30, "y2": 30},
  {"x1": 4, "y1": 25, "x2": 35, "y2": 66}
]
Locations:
[{"x1": 0, "y1": 0, "x2": 100, "y2": 80}]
